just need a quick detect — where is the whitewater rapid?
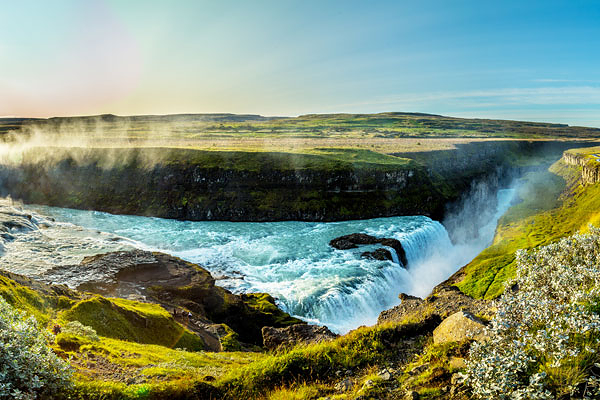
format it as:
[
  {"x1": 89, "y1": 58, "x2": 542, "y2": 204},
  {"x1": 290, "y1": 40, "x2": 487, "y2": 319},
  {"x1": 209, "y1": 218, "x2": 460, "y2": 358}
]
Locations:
[{"x1": 0, "y1": 187, "x2": 516, "y2": 333}]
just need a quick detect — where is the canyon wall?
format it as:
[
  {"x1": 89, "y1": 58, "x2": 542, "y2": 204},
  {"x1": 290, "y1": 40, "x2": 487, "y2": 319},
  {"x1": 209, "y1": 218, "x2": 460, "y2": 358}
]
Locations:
[
  {"x1": 0, "y1": 141, "x2": 596, "y2": 222},
  {"x1": 563, "y1": 150, "x2": 600, "y2": 185}
]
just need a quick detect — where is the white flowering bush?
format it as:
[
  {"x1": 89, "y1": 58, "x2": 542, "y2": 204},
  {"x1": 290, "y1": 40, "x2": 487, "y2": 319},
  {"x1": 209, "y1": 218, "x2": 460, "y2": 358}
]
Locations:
[
  {"x1": 62, "y1": 320, "x2": 99, "y2": 342},
  {"x1": 0, "y1": 296, "x2": 72, "y2": 400},
  {"x1": 465, "y1": 228, "x2": 600, "y2": 399}
]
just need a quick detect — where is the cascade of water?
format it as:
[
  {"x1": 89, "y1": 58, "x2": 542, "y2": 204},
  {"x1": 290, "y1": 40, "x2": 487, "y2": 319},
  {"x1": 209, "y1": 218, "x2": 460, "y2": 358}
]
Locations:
[
  {"x1": 397, "y1": 221, "x2": 453, "y2": 266},
  {"x1": 386, "y1": 247, "x2": 401, "y2": 265}
]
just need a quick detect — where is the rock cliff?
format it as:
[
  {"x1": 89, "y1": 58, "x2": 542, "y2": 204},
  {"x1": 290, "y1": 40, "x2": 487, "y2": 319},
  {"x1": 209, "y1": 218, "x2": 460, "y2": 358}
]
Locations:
[{"x1": 563, "y1": 150, "x2": 600, "y2": 185}]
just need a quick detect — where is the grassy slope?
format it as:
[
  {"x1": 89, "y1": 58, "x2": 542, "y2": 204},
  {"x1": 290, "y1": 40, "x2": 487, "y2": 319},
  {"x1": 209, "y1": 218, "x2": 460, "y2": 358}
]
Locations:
[
  {"x1": 0, "y1": 270, "x2": 438, "y2": 399},
  {"x1": 18, "y1": 146, "x2": 414, "y2": 172},
  {"x1": 59, "y1": 296, "x2": 204, "y2": 350},
  {"x1": 0, "y1": 273, "x2": 262, "y2": 398},
  {"x1": 455, "y1": 155, "x2": 600, "y2": 299}
]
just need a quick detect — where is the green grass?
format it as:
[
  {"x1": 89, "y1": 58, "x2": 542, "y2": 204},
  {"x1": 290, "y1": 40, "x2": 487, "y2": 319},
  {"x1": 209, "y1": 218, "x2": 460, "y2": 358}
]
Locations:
[
  {"x1": 0, "y1": 275, "x2": 53, "y2": 324},
  {"x1": 217, "y1": 319, "x2": 432, "y2": 398},
  {"x1": 4, "y1": 112, "x2": 599, "y2": 141},
  {"x1": 59, "y1": 334, "x2": 265, "y2": 399},
  {"x1": 59, "y1": 296, "x2": 204, "y2": 350},
  {"x1": 17, "y1": 146, "x2": 415, "y2": 173}
]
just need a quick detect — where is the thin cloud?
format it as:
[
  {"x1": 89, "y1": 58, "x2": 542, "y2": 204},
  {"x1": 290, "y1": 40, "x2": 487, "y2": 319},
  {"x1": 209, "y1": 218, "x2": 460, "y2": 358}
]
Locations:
[
  {"x1": 533, "y1": 79, "x2": 600, "y2": 83},
  {"x1": 333, "y1": 86, "x2": 600, "y2": 109}
]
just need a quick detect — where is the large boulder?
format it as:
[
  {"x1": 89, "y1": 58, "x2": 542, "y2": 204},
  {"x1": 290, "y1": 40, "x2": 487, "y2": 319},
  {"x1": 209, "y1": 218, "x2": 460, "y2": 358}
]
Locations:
[
  {"x1": 361, "y1": 248, "x2": 393, "y2": 261},
  {"x1": 262, "y1": 324, "x2": 338, "y2": 350},
  {"x1": 329, "y1": 233, "x2": 408, "y2": 266},
  {"x1": 432, "y1": 311, "x2": 487, "y2": 345}
]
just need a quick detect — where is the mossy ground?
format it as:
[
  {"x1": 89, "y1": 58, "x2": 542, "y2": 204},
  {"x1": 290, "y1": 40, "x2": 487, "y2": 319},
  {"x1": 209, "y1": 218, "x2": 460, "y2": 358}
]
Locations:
[
  {"x1": 59, "y1": 296, "x2": 204, "y2": 350},
  {"x1": 0, "y1": 270, "x2": 438, "y2": 399},
  {"x1": 0, "y1": 274, "x2": 53, "y2": 324}
]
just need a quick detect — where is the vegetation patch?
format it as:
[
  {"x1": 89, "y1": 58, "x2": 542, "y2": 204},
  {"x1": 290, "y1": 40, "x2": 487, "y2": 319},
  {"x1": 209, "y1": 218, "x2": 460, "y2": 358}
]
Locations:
[
  {"x1": 0, "y1": 274, "x2": 52, "y2": 324},
  {"x1": 218, "y1": 316, "x2": 437, "y2": 398},
  {"x1": 0, "y1": 296, "x2": 72, "y2": 399},
  {"x1": 59, "y1": 296, "x2": 204, "y2": 350},
  {"x1": 464, "y1": 229, "x2": 600, "y2": 398}
]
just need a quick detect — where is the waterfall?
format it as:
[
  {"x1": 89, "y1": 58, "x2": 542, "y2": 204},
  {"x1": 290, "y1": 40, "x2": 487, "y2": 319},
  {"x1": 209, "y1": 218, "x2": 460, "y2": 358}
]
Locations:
[
  {"x1": 386, "y1": 247, "x2": 401, "y2": 265},
  {"x1": 8, "y1": 182, "x2": 518, "y2": 334},
  {"x1": 268, "y1": 218, "x2": 454, "y2": 332},
  {"x1": 398, "y1": 221, "x2": 453, "y2": 266}
]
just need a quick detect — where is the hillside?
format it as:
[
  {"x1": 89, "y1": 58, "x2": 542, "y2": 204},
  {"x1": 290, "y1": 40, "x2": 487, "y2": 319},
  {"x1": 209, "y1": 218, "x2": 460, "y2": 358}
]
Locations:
[
  {"x1": 2, "y1": 144, "x2": 600, "y2": 399},
  {"x1": 2, "y1": 112, "x2": 600, "y2": 140}
]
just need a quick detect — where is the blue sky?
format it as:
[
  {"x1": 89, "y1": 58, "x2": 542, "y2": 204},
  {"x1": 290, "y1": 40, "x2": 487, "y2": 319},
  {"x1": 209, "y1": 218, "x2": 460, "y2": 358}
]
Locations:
[{"x1": 1, "y1": 0, "x2": 599, "y2": 126}]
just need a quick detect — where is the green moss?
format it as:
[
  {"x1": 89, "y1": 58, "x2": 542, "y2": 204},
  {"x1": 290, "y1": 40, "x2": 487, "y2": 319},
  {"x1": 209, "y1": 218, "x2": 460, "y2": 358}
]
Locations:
[
  {"x1": 241, "y1": 293, "x2": 303, "y2": 327},
  {"x1": 70, "y1": 378, "x2": 221, "y2": 400},
  {"x1": 220, "y1": 324, "x2": 242, "y2": 352},
  {"x1": 0, "y1": 275, "x2": 52, "y2": 324},
  {"x1": 265, "y1": 383, "x2": 329, "y2": 400},
  {"x1": 65, "y1": 336, "x2": 264, "y2": 398},
  {"x1": 56, "y1": 332, "x2": 93, "y2": 352},
  {"x1": 60, "y1": 296, "x2": 204, "y2": 350}
]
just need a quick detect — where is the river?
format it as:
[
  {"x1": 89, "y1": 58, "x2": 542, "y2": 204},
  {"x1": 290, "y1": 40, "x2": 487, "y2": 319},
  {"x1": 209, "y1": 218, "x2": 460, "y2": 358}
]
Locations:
[{"x1": 0, "y1": 187, "x2": 516, "y2": 333}]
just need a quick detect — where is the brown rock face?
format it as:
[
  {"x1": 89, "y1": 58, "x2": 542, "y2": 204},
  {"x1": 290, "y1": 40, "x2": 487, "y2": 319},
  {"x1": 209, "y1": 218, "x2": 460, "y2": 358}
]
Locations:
[
  {"x1": 329, "y1": 233, "x2": 408, "y2": 266},
  {"x1": 377, "y1": 285, "x2": 491, "y2": 325},
  {"x1": 39, "y1": 250, "x2": 303, "y2": 347},
  {"x1": 262, "y1": 324, "x2": 338, "y2": 350},
  {"x1": 432, "y1": 311, "x2": 487, "y2": 345},
  {"x1": 361, "y1": 248, "x2": 393, "y2": 261}
]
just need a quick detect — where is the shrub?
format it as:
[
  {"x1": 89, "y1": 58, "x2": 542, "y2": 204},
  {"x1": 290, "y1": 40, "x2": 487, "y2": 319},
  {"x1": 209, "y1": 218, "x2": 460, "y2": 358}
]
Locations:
[
  {"x1": 0, "y1": 296, "x2": 72, "y2": 399},
  {"x1": 62, "y1": 320, "x2": 100, "y2": 342},
  {"x1": 464, "y1": 228, "x2": 600, "y2": 399}
]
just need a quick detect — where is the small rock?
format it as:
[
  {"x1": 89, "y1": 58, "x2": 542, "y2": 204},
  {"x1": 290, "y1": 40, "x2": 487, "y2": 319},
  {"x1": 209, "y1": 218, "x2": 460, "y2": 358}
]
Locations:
[
  {"x1": 362, "y1": 379, "x2": 375, "y2": 388},
  {"x1": 451, "y1": 372, "x2": 463, "y2": 386},
  {"x1": 335, "y1": 378, "x2": 353, "y2": 392},
  {"x1": 433, "y1": 311, "x2": 487, "y2": 345},
  {"x1": 262, "y1": 324, "x2": 337, "y2": 350},
  {"x1": 449, "y1": 357, "x2": 466, "y2": 369},
  {"x1": 345, "y1": 369, "x2": 353, "y2": 376},
  {"x1": 405, "y1": 390, "x2": 420, "y2": 400},
  {"x1": 378, "y1": 369, "x2": 392, "y2": 381},
  {"x1": 409, "y1": 363, "x2": 429, "y2": 375},
  {"x1": 399, "y1": 293, "x2": 421, "y2": 301}
]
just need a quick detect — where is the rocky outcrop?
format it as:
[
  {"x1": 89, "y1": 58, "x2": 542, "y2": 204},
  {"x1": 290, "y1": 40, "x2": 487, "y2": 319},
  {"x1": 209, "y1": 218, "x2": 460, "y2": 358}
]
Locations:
[
  {"x1": 38, "y1": 250, "x2": 303, "y2": 347},
  {"x1": 330, "y1": 233, "x2": 408, "y2": 266},
  {"x1": 377, "y1": 285, "x2": 492, "y2": 325},
  {"x1": 0, "y1": 268, "x2": 80, "y2": 300},
  {"x1": 0, "y1": 199, "x2": 49, "y2": 254},
  {"x1": 262, "y1": 324, "x2": 338, "y2": 350},
  {"x1": 361, "y1": 248, "x2": 393, "y2": 261},
  {"x1": 432, "y1": 311, "x2": 487, "y2": 345},
  {"x1": 563, "y1": 150, "x2": 600, "y2": 185}
]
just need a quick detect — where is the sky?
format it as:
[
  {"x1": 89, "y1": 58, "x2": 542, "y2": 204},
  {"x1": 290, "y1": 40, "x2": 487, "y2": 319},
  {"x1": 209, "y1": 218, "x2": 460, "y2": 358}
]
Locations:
[{"x1": 1, "y1": 0, "x2": 600, "y2": 127}]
